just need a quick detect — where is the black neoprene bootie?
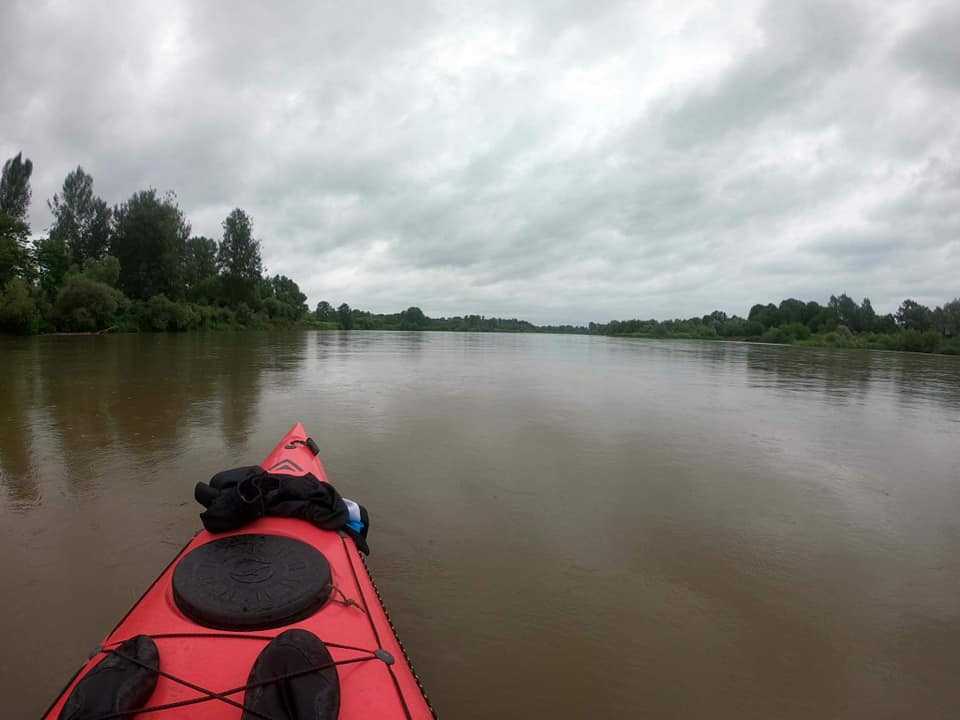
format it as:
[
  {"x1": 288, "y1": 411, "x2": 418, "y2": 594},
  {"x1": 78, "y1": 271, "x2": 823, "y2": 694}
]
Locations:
[
  {"x1": 58, "y1": 635, "x2": 159, "y2": 720},
  {"x1": 242, "y1": 629, "x2": 340, "y2": 720}
]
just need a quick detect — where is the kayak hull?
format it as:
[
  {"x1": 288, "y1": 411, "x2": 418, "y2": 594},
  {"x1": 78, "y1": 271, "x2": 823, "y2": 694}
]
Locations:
[{"x1": 43, "y1": 423, "x2": 433, "y2": 719}]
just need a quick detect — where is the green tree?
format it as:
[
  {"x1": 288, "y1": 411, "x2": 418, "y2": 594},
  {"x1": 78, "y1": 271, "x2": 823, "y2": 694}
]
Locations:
[
  {"x1": 315, "y1": 300, "x2": 333, "y2": 321},
  {"x1": 217, "y1": 208, "x2": 262, "y2": 306},
  {"x1": 874, "y1": 313, "x2": 898, "y2": 334},
  {"x1": 0, "y1": 216, "x2": 27, "y2": 285},
  {"x1": 778, "y1": 298, "x2": 805, "y2": 325},
  {"x1": 337, "y1": 302, "x2": 353, "y2": 329},
  {"x1": 934, "y1": 299, "x2": 960, "y2": 337},
  {"x1": 262, "y1": 296, "x2": 293, "y2": 320},
  {"x1": 704, "y1": 310, "x2": 727, "y2": 332},
  {"x1": 748, "y1": 303, "x2": 780, "y2": 328},
  {"x1": 0, "y1": 153, "x2": 33, "y2": 219},
  {"x1": 82, "y1": 255, "x2": 120, "y2": 287},
  {"x1": 34, "y1": 235, "x2": 71, "y2": 298},
  {"x1": 48, "y1": 166, "x2": 112, "y2": 265},
  {"x1": 142, "y1": 294, "x2": 199, "y2": 331},
  {"x1": 829, "y1": 293, "x2": 860, "y2": 330},
  {"x1": 112, "y1": 190, "x2": 190, "y2": 300},
  {"x1": 0, "y1": 277, "x2": 37, "y2": 334},
  {"x1": 53, "y1": 275, "x2": 123, "y2": 332},
  {"x1": 895, "y1": 299, "x2": 933, "y2": 331},
  {"x1": 257, "y1": 275, "x2": 275, "y2": 301},
  {"x1": 183, "y1": 236, "x2": 218, "y2": 297},
  {"x1": 270, "y1": 274, "x2": 307, "y2": 318},
  {"x1": 399, "y1": 305, "x2": 427, "y2": 329},
  {"x1": 801, "y1": 301, "x2": 823, "y2": 327},
  {"x1": 0, "y1": 152, "x2": 34, "y2": 284},
  {"x1": 808, "y1": 305, "x2": 839, "y2": 332},
  {"x1": 858, "y1": 298, "x2": 876, "y2": 333}
]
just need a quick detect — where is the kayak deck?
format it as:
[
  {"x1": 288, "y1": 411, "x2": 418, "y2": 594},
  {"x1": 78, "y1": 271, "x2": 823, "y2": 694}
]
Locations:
[{"x1": 43, "y1": 423, "x2": 433, "y2": 719}]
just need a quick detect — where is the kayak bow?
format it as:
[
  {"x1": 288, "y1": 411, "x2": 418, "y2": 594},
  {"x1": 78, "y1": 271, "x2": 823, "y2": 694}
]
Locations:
[{"x1": 43, "y1": 422, "x2": 434, "y2": 719}]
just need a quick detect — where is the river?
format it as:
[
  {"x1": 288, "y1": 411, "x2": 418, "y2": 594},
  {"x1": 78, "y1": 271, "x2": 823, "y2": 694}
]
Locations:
[{"x1": 1, "y1": 331, "x2": 959, "y2": 718}]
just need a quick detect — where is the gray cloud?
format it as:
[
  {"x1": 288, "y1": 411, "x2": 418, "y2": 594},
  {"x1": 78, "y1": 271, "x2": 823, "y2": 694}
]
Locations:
[
  {"x1": 896, "y1": 2, "x2": 960, "y2": 91},
  {"x1": 1, "y1": 0, "x2": 958, "y2": 323}
]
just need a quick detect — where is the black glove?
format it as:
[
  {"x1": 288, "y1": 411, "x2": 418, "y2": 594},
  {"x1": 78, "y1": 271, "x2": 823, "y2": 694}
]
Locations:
[{"x1": 194, "y1": 466, "x2": 267, "y2": 533}]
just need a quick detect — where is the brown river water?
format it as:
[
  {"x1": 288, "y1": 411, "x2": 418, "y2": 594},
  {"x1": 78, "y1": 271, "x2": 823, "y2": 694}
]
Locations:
[{"x1": 1, "y1": 331, "x2": 959, "y2": 718}]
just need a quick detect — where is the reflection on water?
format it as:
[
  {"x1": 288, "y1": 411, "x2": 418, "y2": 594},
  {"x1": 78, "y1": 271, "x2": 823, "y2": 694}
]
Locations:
[
  {"x1": 744, "y1": 342, "x2": 960, "y2": 408},
  {"x1": 0, "y1": 333, "x2": 318, "y2": 500},
  {"x1": 1, "y1": 333, "x2": 959, "y2": 719},
  {"x1": 0, "y1": 339, "x2": 40, "y2": 502}
]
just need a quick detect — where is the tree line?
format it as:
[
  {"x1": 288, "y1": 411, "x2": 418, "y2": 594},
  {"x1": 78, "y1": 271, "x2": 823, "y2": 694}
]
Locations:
[
  {"x1": 321, "y1": 294, "x2": 960, "y2": 354},
  {"x1": 591, "y1": 294, "x2": 960, "y2": 354},
  {"x1": 310, "y1": 302, "x2": 582, "y2": 333},
  {"x1": 0, "y1": 152, "x2": 310, "y2": 333}
]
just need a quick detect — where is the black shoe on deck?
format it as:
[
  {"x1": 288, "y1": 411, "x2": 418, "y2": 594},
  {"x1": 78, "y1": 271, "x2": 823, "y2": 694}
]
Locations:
[
  {"x1": 58, "y1": 635, "x2": 159, "y2": 720},
  {"x1": 243, "y1": 629, "x2": 340, "y2": 720}
]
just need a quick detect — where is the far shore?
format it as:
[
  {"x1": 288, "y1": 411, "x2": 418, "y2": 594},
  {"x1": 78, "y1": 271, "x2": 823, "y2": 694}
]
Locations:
[{"x1": 11, "y1": 322, "x2": 959, "y2": 357}]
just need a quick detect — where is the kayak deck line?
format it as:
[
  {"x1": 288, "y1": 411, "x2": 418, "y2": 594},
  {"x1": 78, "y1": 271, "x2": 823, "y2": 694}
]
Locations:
[{"x1": 93, "y1": 641, "x2": 383, "y2": 719}]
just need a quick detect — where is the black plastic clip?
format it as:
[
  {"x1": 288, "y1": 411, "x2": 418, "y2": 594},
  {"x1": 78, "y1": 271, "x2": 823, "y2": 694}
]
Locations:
[{"x1": 374, "y1": 649, "x2": 395, "y2": 665}]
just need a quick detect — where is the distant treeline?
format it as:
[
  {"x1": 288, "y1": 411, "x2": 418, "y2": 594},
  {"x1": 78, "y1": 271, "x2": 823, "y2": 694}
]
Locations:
[
  {"x1": 323, "y1": 294, "x2": 960, "y2": 354},
  {"x1": 591, "y1": 295, "x2": 960, "y2": 355},
  {"x1": 318, "y1": 294, "x2": 960, "y2": 358},
  {"x1": 0, "y1": 152, "x2": 311, "y2": 333},
  {"x1": 312, "y1": 302, "x2": 585, "y2": 334}
]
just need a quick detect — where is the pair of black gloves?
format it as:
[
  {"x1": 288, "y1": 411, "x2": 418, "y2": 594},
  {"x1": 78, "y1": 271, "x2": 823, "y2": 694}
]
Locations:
[{"x1": 194, "y1": 466, "x2": 370, "y2": 554}]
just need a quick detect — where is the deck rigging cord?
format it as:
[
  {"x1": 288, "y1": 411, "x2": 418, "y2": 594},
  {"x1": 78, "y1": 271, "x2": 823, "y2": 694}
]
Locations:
[{"x1": 88, "y1": 631, "x2": 390, "y2": 720}]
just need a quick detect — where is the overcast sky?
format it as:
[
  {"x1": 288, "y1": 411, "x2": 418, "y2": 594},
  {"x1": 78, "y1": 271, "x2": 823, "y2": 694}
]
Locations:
[{"x1": 2, "y1": 1, "x2": 958, "y2": 323}]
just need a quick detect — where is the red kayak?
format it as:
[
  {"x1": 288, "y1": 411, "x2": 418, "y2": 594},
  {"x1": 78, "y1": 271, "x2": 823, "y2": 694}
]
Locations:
[{"x1": 44, "y1": 423, "x2": 434, "y2": 719}]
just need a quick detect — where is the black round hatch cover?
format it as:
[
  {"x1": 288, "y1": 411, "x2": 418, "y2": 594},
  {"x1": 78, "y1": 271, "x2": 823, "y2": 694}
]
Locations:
[{"x1": 173, "y1": 534, "x2": 332, "y2": 630}]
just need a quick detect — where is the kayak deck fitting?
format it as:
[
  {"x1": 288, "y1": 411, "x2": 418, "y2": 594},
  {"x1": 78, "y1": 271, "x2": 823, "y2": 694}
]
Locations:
[{"x1": 43, "y1": 423, "x2": 434, "y2": 719}]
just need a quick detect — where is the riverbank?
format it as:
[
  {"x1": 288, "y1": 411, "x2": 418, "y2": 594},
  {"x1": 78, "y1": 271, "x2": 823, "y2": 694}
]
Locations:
[
  {"x1": 25, "y1": 323, "x2": 960, "y2": 357},
  {"x1": 4, "y1": 276, "x2": 959, "y2": 357}
]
